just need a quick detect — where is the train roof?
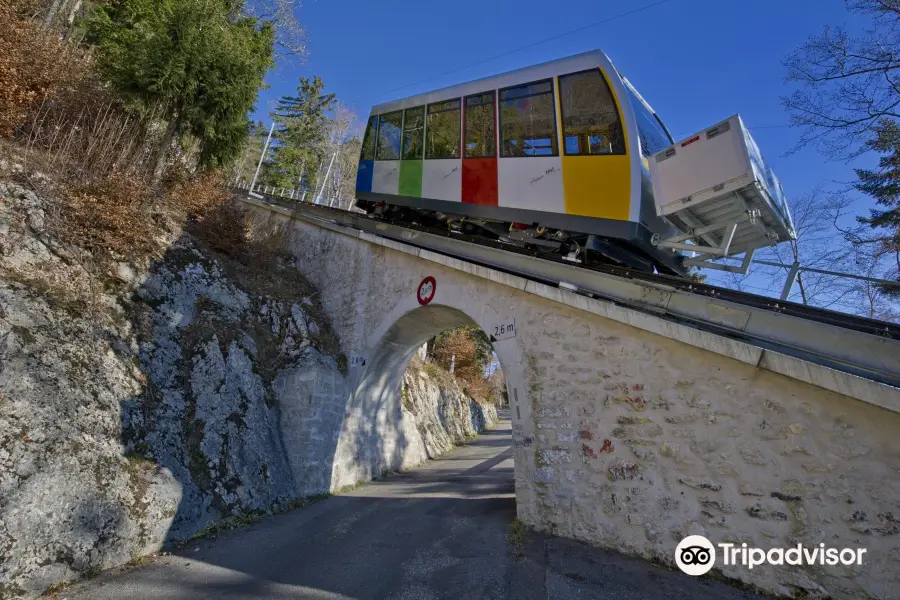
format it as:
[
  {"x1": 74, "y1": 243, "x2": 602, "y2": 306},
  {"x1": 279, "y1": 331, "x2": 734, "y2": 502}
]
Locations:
[{"x1": 371, "y1": 50, "x2": 617, "y2": 115}]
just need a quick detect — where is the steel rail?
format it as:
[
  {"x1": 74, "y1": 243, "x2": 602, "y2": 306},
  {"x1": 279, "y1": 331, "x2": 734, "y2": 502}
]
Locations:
[{"x1": 243, "y1": 193, "x2": 900, "y2": 389}]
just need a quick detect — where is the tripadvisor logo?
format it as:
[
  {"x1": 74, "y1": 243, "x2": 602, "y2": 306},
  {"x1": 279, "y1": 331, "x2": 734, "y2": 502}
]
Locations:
[
  {"x1": 675, "y1": 535, "x2": 868, "y2": 576},
  {"x1": 675, "y1": 535, "x2": 716, "y2": 576}
]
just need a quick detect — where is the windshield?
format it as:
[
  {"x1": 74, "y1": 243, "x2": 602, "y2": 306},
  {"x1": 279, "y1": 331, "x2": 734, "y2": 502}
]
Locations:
[{"x1": 623, "y1": 79, "x2": 673, "y2": 157}]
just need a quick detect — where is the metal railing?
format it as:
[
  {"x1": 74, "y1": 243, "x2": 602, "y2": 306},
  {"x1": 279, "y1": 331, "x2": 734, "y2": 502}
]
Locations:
[{"x1": 235, "y1": 180, "x2": 350, "y2": 210}]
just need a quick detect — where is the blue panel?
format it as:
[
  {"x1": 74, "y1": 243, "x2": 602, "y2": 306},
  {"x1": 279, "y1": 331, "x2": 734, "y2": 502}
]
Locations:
[{"x1": 356, "y1": 159, "x2": 374, "y2": 193}]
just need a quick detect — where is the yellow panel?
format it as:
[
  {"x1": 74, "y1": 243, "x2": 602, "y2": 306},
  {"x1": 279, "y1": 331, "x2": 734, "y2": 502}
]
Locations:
[
  {"x1": 561, "y1": 154, "x2": 631, "y2": 220},
  {"x1": 555, "y1": 72, "x2": 632, "y2": 221}
]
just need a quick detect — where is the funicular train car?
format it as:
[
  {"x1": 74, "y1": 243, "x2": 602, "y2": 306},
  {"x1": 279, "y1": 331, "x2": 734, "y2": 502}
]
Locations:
[{"x1": 354, "y1": 50, "x2": 795, "y2": 276}]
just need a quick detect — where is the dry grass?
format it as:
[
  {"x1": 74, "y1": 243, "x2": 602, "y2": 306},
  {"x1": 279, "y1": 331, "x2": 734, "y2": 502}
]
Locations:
[
  {"x1": 51, "y1": 172, "x2": 159, "y2": 259},
  {"x1": 0, "y1": 2, "x2": 91, "y2": 137},
  {"x1": 0, "y1": 259, "x2": 94, "y2": 317},
  {"x1": 23, "y1": 92, "x2": 154, "y2": 180},
  {"x1": 432, "y1": 328, "x2": 493, "y2": 402},
  {"x1": 32, "y1": 157, "x2": 238, "y2": 269}
]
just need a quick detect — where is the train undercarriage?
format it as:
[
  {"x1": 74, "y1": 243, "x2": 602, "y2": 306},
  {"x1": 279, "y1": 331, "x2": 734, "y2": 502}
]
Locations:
[{"x1": 355, "y1": 199, "x2": 687, "y2": 277}]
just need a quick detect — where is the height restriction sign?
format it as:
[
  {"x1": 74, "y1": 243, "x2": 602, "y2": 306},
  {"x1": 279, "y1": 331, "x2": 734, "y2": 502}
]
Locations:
[{"x1": 417, "y1": 277, "x2": 436, "y2": 305}]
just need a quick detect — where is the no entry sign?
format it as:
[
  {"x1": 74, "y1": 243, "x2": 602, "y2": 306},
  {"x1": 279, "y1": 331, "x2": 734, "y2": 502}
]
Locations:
[{"x1": 417, "y1": 276, "x2": 436, "y2": 305}]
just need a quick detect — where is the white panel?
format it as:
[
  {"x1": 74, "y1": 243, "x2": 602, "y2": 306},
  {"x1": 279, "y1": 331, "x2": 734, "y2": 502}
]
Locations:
[
  {"x1": 372, "y1": 161, "x2": 400, "y2": 195},
  {"x1": 497, "y1": 157, "x2": 565, "y2": 213},
  {"x1": 421, "y1": 159, "x2": 462, "y2": 203},
  {"x1": 650, "y1": 115, "x2": 749, "y2": 214},
  {"x1": 374, "y1": 50, "x2": 610, "y2": 115}
]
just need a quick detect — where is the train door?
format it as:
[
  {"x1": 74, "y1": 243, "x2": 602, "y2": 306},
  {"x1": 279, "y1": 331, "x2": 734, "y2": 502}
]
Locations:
[
  {"x1": 421, "y1": 99, "x2": 463, "y2": 202},
  {"x1": 461, "y1": 91, "x2": 498, "y2": 206},
  {"x1": 496, "y1": 80, "x2": 565, "y2": 214},
  {"x1": 372, "y1": 110, "x2": 403, "y2": 195},
  {"x1": 556, "y1": 68, "x2": 632, "y2": 222}
]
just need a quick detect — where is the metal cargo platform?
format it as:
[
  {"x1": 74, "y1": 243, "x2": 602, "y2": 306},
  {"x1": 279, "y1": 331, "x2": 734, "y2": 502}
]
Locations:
[{"x1": 649, "y1": 115, "x2": 796, "y2": 266}]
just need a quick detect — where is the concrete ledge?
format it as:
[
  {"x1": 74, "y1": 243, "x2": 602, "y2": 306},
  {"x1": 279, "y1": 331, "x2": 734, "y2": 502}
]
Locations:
[
  {"x1": 244, "y1": 197, "x2": 362, "y2": 239},
  {"x1": 419, "y1": 249, "x2": 530, "y2": 291},
  {"x1": 242, "y1": 196, "x2": 900, "y2": 414},
  {"x1": 523, "y1": 280, "x2": 764, "y2": 367},
  {"x1": 359, "y1": 231, "x2": 421, "y2": 258},
  {"x1": 759, "y1": 350, "x2": 900, "y2": 413}
]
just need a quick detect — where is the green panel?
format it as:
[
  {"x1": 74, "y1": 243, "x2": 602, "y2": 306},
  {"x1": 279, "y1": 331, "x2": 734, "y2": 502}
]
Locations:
[{"x1": 399, "y1": 160, "x2": 423, "y2": 197}]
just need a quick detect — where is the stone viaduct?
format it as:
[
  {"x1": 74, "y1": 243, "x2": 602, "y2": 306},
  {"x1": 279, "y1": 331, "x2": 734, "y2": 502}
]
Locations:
[{"x1": 244, "y1": 198, "x2": 900, "y2": 600}]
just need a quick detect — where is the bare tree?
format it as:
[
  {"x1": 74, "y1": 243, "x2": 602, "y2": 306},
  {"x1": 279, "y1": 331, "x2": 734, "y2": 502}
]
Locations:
[
  {"x1": 769, "y1": 188, "x2": 858, "y2": 307},
  {"x1": 244, "y1": 0, "x2": 307, "y2": 60},
  {"x1": 717, "y1": 187, "x2": 897, "y2": 320},
  {"x1": 316, "y1": 103, "x2": 360, "y2": 208},
  {"x1": 782, "y1": 0, "x2": 900, "y2": 158},
  {"x1": 847, "y1": 241, "x2": 900, "y2": 320},
  {"x1": 720, "y1": 189, "x2": 853, "y2": 303},
  {"x1": 329, "y1": 104, "x2": 362, "y2": 208},
  {"x1": 487, "y1": 365, "x2": 508, "y2": 408},
  {"x1": 778, "y1": 0, "x2": 900, "y2": 309}
]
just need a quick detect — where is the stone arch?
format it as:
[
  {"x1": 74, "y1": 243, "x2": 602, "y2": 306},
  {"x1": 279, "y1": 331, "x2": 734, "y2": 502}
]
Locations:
[{"x1": 329, "y1": 284, "x2": 530, "y2": 492}]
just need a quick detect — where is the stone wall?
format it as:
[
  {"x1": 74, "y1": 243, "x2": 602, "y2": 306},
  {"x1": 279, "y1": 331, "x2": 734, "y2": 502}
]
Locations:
[
  {"x1": 246, "y1": 202, "x2": 900, "y2": 600},
  {"x1": 513, "y1": 298, "x2": 900, "y2": 600}
]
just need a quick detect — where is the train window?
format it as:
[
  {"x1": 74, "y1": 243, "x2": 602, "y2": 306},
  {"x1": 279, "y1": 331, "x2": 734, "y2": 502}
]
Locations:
[
  {"x1": 499, "y1": 80, "x2": 558, "y2": 157},
  {"x1": 559, "y1": 69, "x2": 625, "y2": 156},
  {"x1": 360, "y1": 116, "x2": 378, "y2": 161},
  {"x1": 401, "y1": 106, "x2": 425, "y2": 160},
  {"x1": 625, "y1": 83, "x2": 672, "y2": 156},
  {"x1": 464, "y1": 92, "x2": 496, "y2": 158},
  {"x1": 426, "y1": 99, "x2": 461, "y2": 159},
  {"x1": 375, "y1": 110, "x2": 403, "y2": 160}
]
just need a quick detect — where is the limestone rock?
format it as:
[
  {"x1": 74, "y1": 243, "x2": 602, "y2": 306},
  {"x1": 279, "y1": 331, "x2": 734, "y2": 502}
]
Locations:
[{"x1": 0, "y1": 177, "x2": 345, "y2": 598}]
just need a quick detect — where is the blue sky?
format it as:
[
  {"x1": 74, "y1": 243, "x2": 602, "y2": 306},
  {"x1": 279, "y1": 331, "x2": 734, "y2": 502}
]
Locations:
[{"x1": 256, "y1": 0, "x2": 877, "y2": 201}]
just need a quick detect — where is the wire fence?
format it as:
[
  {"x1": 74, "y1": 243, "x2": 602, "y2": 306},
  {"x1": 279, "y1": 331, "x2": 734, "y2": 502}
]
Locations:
[{"x1": 236, "y1": 179, "x2": 355, "y2": 212}]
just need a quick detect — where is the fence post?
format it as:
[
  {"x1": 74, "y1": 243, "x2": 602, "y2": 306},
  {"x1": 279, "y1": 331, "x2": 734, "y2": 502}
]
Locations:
[
  {"x1": 779, "y1": 262, "x2": 802, "y2": 301},
  {"x1": 315, "y1": 150, "x2": 337, "y2": 205},
  {"x1": 249, "y1": 122, "x2": 275, "y2": 195}
]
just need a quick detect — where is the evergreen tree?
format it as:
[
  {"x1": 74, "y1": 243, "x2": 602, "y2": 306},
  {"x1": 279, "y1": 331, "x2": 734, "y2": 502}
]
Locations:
[
  {"x1": 854, "y1": 120, "x2": 900, "y2": 293},
  {"x1": 263, "y1": 76, "x2": 335, "y2": 189},
  {"x1": 86, "y1": 0, "x2": 275, "y2": 179}
]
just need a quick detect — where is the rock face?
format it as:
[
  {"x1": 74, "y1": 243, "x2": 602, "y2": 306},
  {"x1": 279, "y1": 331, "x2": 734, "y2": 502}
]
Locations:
[
  {"x1": 0, "y1": 177, "x2": 345, "y2": 598},
  {"x1": 402, "y1": 362, "x2": 498, "y2": 459},
  {"x1": 124, "y1": 240, "x2": 347, "y2": 541}
]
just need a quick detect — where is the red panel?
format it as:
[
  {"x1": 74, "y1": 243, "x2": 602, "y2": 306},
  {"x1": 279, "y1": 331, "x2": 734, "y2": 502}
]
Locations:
[{"x1": 462, "y1": 157, "x2": 498, "y2": 205}]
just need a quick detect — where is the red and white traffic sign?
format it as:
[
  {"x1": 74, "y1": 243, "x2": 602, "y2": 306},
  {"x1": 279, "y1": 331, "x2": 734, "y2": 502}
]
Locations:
[{"x1": 417, "y1": 276, "x2": 436, "y2": 305}]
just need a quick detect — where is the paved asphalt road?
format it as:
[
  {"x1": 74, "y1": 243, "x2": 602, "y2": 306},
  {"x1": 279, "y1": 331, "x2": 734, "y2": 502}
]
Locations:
[{"x1": 60, "y1": 415, "x2": 768, "y2": 600}]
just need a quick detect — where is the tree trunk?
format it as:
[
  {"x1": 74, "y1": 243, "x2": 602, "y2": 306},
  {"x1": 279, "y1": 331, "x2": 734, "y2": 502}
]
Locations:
[
  {"x1": 44, "y1": 0, "x2": 65, "y2": 27},
  {"x1": 62, "y1": 0, "x2": 83, "y2": 39},
  {"x1": 152, "y1": 115, "x2": 180, "y2": 189}
]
